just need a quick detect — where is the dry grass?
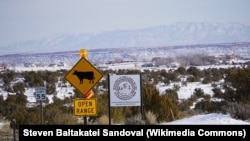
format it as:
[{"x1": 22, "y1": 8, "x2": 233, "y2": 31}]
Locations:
[{"x1": 97, "y1": 115, "x2": 109, "y2": 125}]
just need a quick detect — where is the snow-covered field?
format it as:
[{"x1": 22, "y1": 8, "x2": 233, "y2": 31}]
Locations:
[
  {"x1": 0, "y1": 61, "x2": 250, "y2": 127},
  {"x1": 164, "y1": 113, "x2": 250, "y2": 125}
]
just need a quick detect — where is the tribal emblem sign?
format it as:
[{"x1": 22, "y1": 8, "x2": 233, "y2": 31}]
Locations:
[{"x1": 109, "y1": 74, "x2": 141, "y2": 107}]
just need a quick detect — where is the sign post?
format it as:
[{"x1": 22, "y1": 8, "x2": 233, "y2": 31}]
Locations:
[
  {"x1": 108, "y1": 74, "x2": 142, "y2": 125},
  {"x1": 35, "y1": 87, "x2": 46, "y2": 101},
  {"x1": 65, "y1": 49, "x2": 103, "y2": 125},
  {"x1": 35, "y1": 86, "x2": 46, "y2": 124}
]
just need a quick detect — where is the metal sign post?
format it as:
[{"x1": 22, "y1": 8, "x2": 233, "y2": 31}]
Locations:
[
  {"x1": 65, "y1": 49, "x2": 103, "y2": 125},
  {"x1": 35, "y1": 86, "x2": 46, "y2": 124}
]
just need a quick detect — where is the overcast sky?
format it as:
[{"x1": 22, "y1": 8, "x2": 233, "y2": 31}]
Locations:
[{"x1": 0, "y1": 0, "x2": 250, "y2": 46}]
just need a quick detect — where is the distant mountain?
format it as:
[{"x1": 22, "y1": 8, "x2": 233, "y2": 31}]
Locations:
[
  {"x1": 1, "y1": 22, "x2": 250, "y2": 55},
  {"x1": 0, "y1": 42, "x2": 249, "y2": 66}
]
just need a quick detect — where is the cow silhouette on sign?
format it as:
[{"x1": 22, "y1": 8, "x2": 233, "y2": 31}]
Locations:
[{"x1": 73, "y1": 70, "x2": 95, "y2": 84}]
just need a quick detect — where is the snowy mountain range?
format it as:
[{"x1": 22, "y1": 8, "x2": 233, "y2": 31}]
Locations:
[
  {"x1": 0, "y1": 42, "x2": 250, "y2": 66},
  {"x1": 1, "y1": 22, "x2": 250, "y2": 55}
]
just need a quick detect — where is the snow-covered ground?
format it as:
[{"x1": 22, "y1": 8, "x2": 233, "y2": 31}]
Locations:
[
  {"x1": 163, "y1": 113, "x2": 250, "y2": 125},
  {"x1": 0, "y1": 61, "x2": 250, "y2": 127},
  {"x1": 0, "y1": 113, "x2": 249, "y2": 129},
  {"x1": 0, "y1": 122, "x2": 4, "y2": 129}
]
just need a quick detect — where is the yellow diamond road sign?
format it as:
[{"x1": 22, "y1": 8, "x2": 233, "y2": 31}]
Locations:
[{"x1": 65, "y1": 57, "x2": 103, "y2": 96}]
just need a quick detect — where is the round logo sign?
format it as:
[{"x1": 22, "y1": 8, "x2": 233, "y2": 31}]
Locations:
[{"x1": 113, "y1": 76, "x2": 137, "y2": 100}]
